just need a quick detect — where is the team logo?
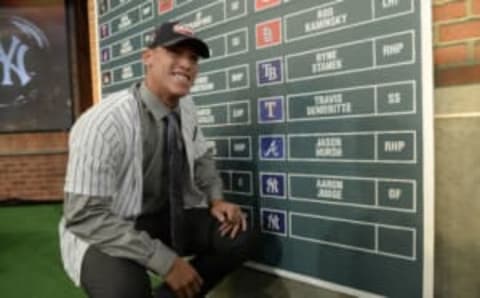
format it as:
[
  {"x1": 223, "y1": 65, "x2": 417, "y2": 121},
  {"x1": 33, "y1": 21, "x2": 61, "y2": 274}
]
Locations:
[
  {"x1": 173, "y1": 24, "x2": 194, "y2": 36},
  {"x1": 261, "y1": 208, "x2": 287, "y2": 236},
  {"x1": 101, "y1": 47, "x2": 110, "y2": 63},
  {"x1": 256, "y1": 18, "x2": 282, "y2": 48},
  {"x1": 259, "y1": 135, "x2": 285, "y2": 160},
  {"x1": 0, "y1": 16, "x2": 50, "y2": 108},
  {"x1": 255, "y1": 0, "x2": 282, "y2": 11},
  {"x1": 258, "y1": 96, "x2": 284, "y2": 123},
  {"x1": 257, "y1": 58, "x2": 283, "y2": 86},
  {"x1": 260, "y1": 173, "x2": 286, "y2": 198},
  {"x1": 100, "y1": 23, "x2": 109, "y2": 39},
  {"x1": 0, "y1": 35, "x2": 30, "y2": 87},
  {"x1": 158, "y1": 0, "x2": 174, "y2": 14}
]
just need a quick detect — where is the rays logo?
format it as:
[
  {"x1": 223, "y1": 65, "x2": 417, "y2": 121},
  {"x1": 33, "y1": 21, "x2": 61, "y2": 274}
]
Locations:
[{"x1": 0, "y1": 17, "x2": 49, "y2": 87}]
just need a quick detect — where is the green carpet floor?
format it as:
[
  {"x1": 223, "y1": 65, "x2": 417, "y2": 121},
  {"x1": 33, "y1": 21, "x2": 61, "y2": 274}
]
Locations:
[
  {"x1": 0, "y1": 203, "x2": 85, "y2": 298},
  {"x1": 0, "y1": 203, "x2": 341, "y2": 298}
]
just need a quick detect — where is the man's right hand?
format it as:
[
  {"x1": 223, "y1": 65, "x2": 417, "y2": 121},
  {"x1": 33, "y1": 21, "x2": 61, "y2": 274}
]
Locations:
[{"x1": 164, "y1": 257, "x2": 203, "y2": 298}]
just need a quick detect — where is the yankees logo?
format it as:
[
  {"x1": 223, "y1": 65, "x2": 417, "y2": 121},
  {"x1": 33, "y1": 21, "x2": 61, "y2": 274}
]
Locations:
[{"x1": 0, "y1": 35, "x2": 31, "y2": 86}]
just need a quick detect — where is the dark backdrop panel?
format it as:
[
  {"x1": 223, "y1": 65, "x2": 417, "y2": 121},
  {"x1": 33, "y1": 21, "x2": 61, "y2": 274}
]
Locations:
[{"x1": 0, "y1": 0, "x2": 73, "y2": 132}]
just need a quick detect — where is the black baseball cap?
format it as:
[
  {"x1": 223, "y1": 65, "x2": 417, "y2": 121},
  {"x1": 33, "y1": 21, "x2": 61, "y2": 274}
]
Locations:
[{"x1": 147, "y1": 21, "x2": 210, "y2": 58}]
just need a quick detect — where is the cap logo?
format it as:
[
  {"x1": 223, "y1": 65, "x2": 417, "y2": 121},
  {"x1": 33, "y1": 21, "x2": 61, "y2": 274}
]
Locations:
[{"x1": 173, "y1": 24, "x2": 194, "y2": 36}]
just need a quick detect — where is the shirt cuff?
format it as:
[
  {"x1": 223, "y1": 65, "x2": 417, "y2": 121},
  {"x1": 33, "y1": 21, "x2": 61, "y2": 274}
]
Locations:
[
  {"x1": 207, "y1": 183, "x2": 223, "y2": 201},
  {"x1": 146, "y1": 241, "x2": 177, "y2": 276}
]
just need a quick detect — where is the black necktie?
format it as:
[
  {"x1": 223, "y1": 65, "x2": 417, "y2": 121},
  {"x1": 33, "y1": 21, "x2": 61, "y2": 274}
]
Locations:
[{"x1": 165, "y1": 111, "x2": 186, "y2": 254}]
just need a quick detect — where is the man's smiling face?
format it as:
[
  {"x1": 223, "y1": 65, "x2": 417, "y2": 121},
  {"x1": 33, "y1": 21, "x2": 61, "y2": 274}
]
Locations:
[{"x1": 143, "y1": 43, "x2": 199, "y2": 103}]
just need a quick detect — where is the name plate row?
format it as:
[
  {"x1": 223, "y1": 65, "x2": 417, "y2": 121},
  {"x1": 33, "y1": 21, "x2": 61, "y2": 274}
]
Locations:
[
  {"x1": 219, "y1": 170, "x2": 253, "y2": 195},
  {"x1": 191, "y1": 64, "x2": 250, "y2": 95},
  {"x1": 175, "y1": 0, "x2": 247, "y2": 32},
  {"x1": 196, "y1": 100, "x2": 251, "y2": 127},
  {"x1": 99, "y1": 2, "x2": 154, "y2": 40},
  {"x1": 206, "y1": 136, "x2": 252, "y2": 160},
  {"x1": 284, "y1": 0, "x2": 413, "y2": 42},
  {"x1": 286, "y1": 131, "x2": 416, "y2": 163},
  {"x1": 259, "y1": 209, "x2": 416, "y2": 260}
]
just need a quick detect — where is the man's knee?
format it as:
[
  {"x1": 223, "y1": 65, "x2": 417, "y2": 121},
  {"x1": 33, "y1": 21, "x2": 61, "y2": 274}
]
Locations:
[
  {"x1": 213, "y1": 223, "x2": 259, "y2": 259},
  {"x1": 81, "y1": 247, "x2": 152, "y2": 298}
]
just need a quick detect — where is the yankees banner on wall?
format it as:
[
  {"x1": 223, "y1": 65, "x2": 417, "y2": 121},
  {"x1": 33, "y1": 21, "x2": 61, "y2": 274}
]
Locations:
[{"x1": 0, "y1": 1, "x2": 73, "y2": 132}]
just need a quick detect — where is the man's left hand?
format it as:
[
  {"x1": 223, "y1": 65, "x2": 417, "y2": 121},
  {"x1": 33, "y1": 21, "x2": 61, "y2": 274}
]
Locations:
[{"x1": 210, "y1": 199, "x2": 247, "y2": 239}]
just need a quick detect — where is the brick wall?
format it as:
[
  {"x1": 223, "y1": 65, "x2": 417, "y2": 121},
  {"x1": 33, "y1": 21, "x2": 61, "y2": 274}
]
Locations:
[
  {"x1": 0, "y1": 133, "x2": 68, "y2": 201},
  {"x1": 0, "y1": 2, "x2": 95, "y2": 202},
  {"x1": 434, "y1": 0, "x2": 480, "y2": 86}
]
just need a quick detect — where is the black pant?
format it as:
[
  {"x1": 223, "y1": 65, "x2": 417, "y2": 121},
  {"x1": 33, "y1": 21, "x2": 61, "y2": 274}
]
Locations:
[{"x1": 80, "y1": 208, "x2": 256, "y2": 298}]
